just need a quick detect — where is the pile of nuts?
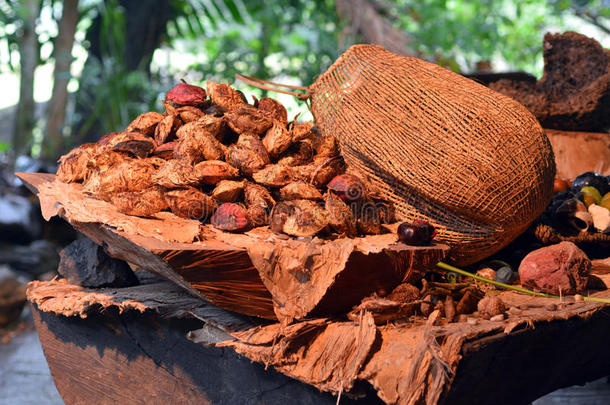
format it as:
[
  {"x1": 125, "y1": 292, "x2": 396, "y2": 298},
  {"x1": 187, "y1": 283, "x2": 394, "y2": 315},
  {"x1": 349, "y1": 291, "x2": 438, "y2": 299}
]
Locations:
[{"x1": 57, "y1": 81, "x2": 396, "y2": 237}]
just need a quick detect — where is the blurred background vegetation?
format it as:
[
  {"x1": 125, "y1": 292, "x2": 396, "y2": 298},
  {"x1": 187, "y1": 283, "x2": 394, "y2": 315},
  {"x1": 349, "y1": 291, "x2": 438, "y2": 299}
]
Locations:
[{"x1": 0, "y1": 0, "x2": 608, "y2": 168}]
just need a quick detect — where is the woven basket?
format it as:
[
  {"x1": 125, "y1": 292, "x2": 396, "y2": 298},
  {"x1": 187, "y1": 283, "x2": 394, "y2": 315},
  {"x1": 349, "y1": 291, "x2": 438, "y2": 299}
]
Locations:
[{"x1": 238, "y1": 45, "x2": 556, "y2": 265}]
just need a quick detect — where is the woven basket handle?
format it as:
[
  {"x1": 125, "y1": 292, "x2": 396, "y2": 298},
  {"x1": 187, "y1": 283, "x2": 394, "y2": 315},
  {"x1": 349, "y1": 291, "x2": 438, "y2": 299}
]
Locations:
[{"x1": 235, "y1": 74, "x2": 310, "y2": 101}]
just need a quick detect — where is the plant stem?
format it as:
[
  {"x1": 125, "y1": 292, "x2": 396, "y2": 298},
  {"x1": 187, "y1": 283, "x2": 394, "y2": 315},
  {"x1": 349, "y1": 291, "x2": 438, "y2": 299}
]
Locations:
[{"x1": 435, "y1": 261, "x2": 610, "y2": 305}]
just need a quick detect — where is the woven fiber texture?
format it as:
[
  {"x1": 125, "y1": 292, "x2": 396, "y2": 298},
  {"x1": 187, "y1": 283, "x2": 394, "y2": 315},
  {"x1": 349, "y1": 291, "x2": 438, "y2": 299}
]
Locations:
[{"x1": 310, "y1": 45, "x2": 556, "y2": 265}]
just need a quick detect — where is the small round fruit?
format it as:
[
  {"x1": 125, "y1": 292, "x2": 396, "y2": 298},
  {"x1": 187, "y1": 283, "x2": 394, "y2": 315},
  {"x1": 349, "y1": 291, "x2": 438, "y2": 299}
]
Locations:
[
  {"x1": 571, "y1": 172, "x2": 608, "y2": 195},
  {"x1": 494, "y1": 266, "x2": 514, "y2": 284},
  {"x1": 397, "y1": 220, "x2": 436, "y2": 245},
  {"x1": 211, "y1": 203, "x2": 249, "y2": 232},
  {"x1": 580, "y1": 186, "x2": 602, "y2": 207},
  {"x1": 166, "y1": 83, "x2": 207, "y2": 106},
  {"x1": 553, "y1": 177, "x2": 570, "y2": 193},
  {"x1": 601, "y1": 192, "x2": 610, "y2": 210}
]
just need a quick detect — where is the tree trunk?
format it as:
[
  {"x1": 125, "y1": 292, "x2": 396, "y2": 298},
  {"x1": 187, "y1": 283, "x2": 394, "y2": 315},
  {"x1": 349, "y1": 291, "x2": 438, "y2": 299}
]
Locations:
[
  {"x1": 42, "y1": 0, "x2": 79, "y2": 163},
  {"x1": 11, "y1": 0, "x2": 41, "y2": 161}
]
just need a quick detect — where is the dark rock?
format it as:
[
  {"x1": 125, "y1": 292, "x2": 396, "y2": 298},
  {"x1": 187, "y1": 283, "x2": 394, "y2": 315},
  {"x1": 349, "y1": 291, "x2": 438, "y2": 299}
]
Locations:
[
  {"x1": 518, "y1": 241, "x2": 591, "y2": 295},
  {"x1": 58, "y1": 238, "x2": 139, "y2": 288},
  {"x1": 0, "y1": 193, "x2": 41, "y2": 244},
  {"x1": 0, "y1": 265, "x2": 27, "y2": 327}
]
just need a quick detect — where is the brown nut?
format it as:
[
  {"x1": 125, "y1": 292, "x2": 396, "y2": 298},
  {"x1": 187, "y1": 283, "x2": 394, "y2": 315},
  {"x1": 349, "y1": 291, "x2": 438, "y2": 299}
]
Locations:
[
  {"x1": 262, "y1": 121, "x2": 292, "y2": 159},
  {"x1": 154, "y1": 114, "x2": 181, "y2": 145},
  {"x1": 324, "y1": 192, "x2": 357, "y2": 237},
  {"x1": 193, "y1": 160, "x2": 239, "y2": 185},
  {"x1": 327, "y1": 174, "x2": 366, "y2": 202},
  {"x1": 314, "y1": 134, "x2": 340, "y2": 159},
  {"x1": 279, "y1": 181, "x2": 323, "y2": 201},
  {"x1": 174, "y1": 126, "x2": 225, "y2": 163},
  {"x1": 176, "y1": 106, "x2": 204, "y2": 123},
  {"x1": 277, "y1": 139, "x2": 315, "y2": 166},
  {"x1": 352, "y1": 198, "x2": 382, "y2": 235},
  {"x1": 164, "y1": 187, "x2": 217, "y2": 220},
  {"x1": 83, "y1": 158, "x2": 157, "y2": 199},
  {"x1": 126, "y1": 112, "x2": 164, "y2": 136},
  {"x1": 258, "y1": 97, "x2": 288, "y2": 126},
  {"x1": 111, "y1": 186, "x2": 168, "y2": 217},
  {"x1": 97, "y1": 131, "x2": 150, "y2": 152},
  {"x1": 153, "y1": 160, "x2": 201, "y2": 188},
  {"x1": 206, "y1": 81, "x2": 246, "y2": 111},
  {"x1": 225, "y1": 105, "x2": 274, "y2": 136},
  {"x1": 111, "y1": 139, "x2": 155, "y2": 158},
  {"x1": 211, "y1": 203, "x2": 249, "y2": 232},
  {"x1": 153, "y1": 141, "x2": 178, "y2": 160},
  {"x1": 252, "y1": 164, "x2": 294, "y2": 188},
  {"x1": 477, "y1": 295, "x2": 506, "y2": 318},
  {"x1": 244, "y1": 182, "x2": 275, "y2": 209},
  {"x1": 295, "y1": 157, "x2": 346, "y2": 187},
  {"x1": 211, "y1": 180, "x2": 245, "y2": 203},
  {"x1": 289, "y1": 121, "x2": 315, "y2": 142},
  {"x1": 56, "y1": 142, "x2": 98, "y2": 183}
]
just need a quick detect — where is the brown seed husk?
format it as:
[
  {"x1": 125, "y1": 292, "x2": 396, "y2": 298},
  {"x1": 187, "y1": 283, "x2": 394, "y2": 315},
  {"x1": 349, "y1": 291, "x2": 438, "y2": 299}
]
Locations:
[
  {"x1": 314, "y1": 134, "x2": 340, "y2": 159},
  {"x1": 193, "y1": 160, "x2": 239, "y2": 185},
  {"x1": 154, "y1": 114, "x2": 181, "y2": 145},
  {"x1": 174, "y1": 125, "x2": 226, "y2": 164},
  {"x1": 153, "y1": 141, "x2": 178, "y2": 159},
  {"x1": 225, "y1": 105, "x2": 274, "y2": 135},
  {"x1": 153, "y1": 160, "x2": 201, "y2": 188},
  {"x1": 375, "y1": 198, "x2": 396, "y2": 224},
  {"x1": 244, "y1": 182, "x2": 275, "y2": 209},
  {"x1": 176, "y1": 106, "x2": 204, "y2": 123},
  {"x1": 289, "y1": 121, "x2": 316, "y2": 142},
  {"x1": 56, "y1": 142, "x2": 98, "y2": 183},
  {"x1": 206, "y1": 81, "x2": 246, "y2": 111},
  {"x1": 110, "y1": 186, "x2": 168, "y2": 217},
  {"x1": 294, "y1": 157, "x2": 346, "y2": 187},
  {"x1": 262, "y1": 121, "x2": 292, "y2": 158},
  {"x1": 246, "y1": 204, "x2": 270, "y2": 227},
  {"x1": 444, "y1": 296, "x2": 457, "y2": 322},
  {"x1": 353, "y1": 198, "x2": 382, "y2": 235},
  {"x1": 237, "y1": 133, "x2": 269, "y2": 157},
  {"x1": 258, "y1": 97, "x2": 288, "y2": 125},
  {"x1": 211, "y1": 180, "x2": 245, "y2": 203},
  {"x1": 97, "y1": 131, "x2": 151, "y2": 152},
  {"x1": 325, "y1": 192, "x2": 357, "y2": 237},
  {"x1": 279, "y1": 181, "x2": 323, "y2": 201},
  {"x1": 112, "y1": 139, "x2": 155, "y2": 158},
  {"x1": 163, "y1": 101, "x2": 178, "y2": 116},
  {"x1": 126, "y1": 112, "x2": 164, "y2": 136},
  {"x1": 252, "y1": 164, "x2": 294, "y2": 188},
  {"x1": 225, "y1": 146, "x2": 268, "y2": 177},
  {"x1": 87, "y1": 150, "x2": 133, "y2": 173},
  {"x1": 83, "y1": 159, "x2": 157, "y2": 200},
  {"x1": 277, "y1": 139, "x2": 315, "y2": 166},
  {"x1": 164, "y1": 187, "x2": 217, "y2": 220},
  {"x1": 273, "y1": 199, "x2": 330, "y2": 237}
]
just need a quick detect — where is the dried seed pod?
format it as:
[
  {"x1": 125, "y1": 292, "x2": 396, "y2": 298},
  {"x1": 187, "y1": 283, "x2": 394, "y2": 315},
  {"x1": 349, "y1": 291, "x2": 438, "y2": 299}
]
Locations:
[
  {"x1": 112, "y1": 139, "x2": 155, "y2": 158},
  {"x1": 97, "y1": 131, "x2": 150, "y2": 152},
  {"x1": 277, "y1": 139, "x2": 315, "y2": 166},
  {"x1": 164, "y1": 187, "x2": 217, "y2": 220},
  {"x1": 246, "y1": 204, "x2": 270, "y2": 227},
  {"x1": 252, "y1": 164, "x2": 294, "y2": 188},
  {"x1": 83, "y1": 159, "x2": 157, "y2": 199},
  {"x1": 211, "y1": 180, "x2": 245, "y2": 203},
  {"x1": 87, "y1": 150, "x2": 133, "y2": 173},
  {"x1": 262, "y1": 121, "x2": 292, "y2": 159},
  {"x1": 211, "y1": 203, "x2": 249, "y2": 232},
  {"x1": 126, "y1": 112, "x2": 164, "y2": 136},
  {"x1": 204, "y1": 104, "x2": 226, "y2": 117},
  {"x1": 163, "y1": 101, "x2": 178, "y2": 116},
  {"x1": 258, "y1": 97, "x2": 288, "y2": 126},
  {"x1": 375, "y1": 199, "x2": 396, "y2": 224},
  {"x1": 225, "y1": 106, "x2": 274, "y2": 135},
  {"x1": 153, "y1": 141, "x2": 178, "y2": 159},
  {"x1": 244, "y1": 182, "x2": 275, "y2": 209},
  {"x1": 237, "y1": 134, "x2": 269, "y2": 156},
  {"x1": 225, "y1": 146, "x2": 267, "y2": 177},
  {"x1": 206, "y1": 81, "x2": 246, "y2": 111},
  {"x1": 197, "y1": 115, "x2": 226, "y2": 141},
  {"x1": 324, "y1": 192, "x2": 357, "y2": 237},
  {"x1": 165, "y1": 83, "x2": 206, "y2": 106},
  {"x1": 477, "y1": 295, "x2": 506, "y2": 318},
  {"x1": 314, "y1": 134, "x2": 340, "y2": 159},
  {"x1": 295, "y1": 157, "x2": 346, "y2": 187},
  {"x1": 193, "y1": 160, "x2": 239, "y2": 185},
  {"x1": 56, "y1": 143, "x2": 98, "y2": 183},
  {"x1": 177, "y1": 106, "x2": 204, "y2": 123},
  {"x1": 153, "y1": 160, "x2": 201, "y2": 188},
  {"x1": 289, "y1": 121, "x2": 315, "y2": 142},
  {"x1": 270, "y1": 199, "x2": 330, "y2": 237},
  {"x1": 174, "y1": 127, "x2": 225, "y2": 164},
  {"x1": 279, "y1": 181, "x2": 323, "y2": 201},
  {"x1": 154, "y1": 114, "x2": 181, "y2": 145},
  {"x1": 327, "y1": 174, "x2": 366, "y2": 202},
  {"x1": 353, "y1": 198, "x2": 382, "y2": 235},
  {"x1": 111, "y1": 186, "x2": 168, "y2": 217}
]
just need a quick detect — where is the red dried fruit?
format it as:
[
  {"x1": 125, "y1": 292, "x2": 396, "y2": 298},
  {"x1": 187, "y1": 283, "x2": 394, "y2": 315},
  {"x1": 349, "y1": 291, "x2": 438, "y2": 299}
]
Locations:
[
  {"x1": 211, "y1": 180, "x2": 245, "y2": 203},
  {"x1": 262, "y1": 121, "x2": 292, "y2": 158},
  {"x1": 126, "y1": 112, "x2": 164, "y2": 136},
  {"x1": 56, "y1": 143, "x2": 98, "y2": 183},
  {"x1": 325, "y1": 192, "x2": 357, "y2": 237},
  {"x1": 193, "y1": 160, "x2": 239, "y2": 185},
  {"x1": 211, "y1": 203, "x2": 249, "y2": 232},
  {"x1": 153, "y1": 141, "x2": 178, "y2": 159},
  {"x1": 225, "y1": 105, "x2": 274, "y2": 135},
  {"x1": 397, "y1": 220, "x2": 436, "y2": 245},
  {"x1": 279, "y1": 181, "x2": 323, "y2": 201},
  {"x1": 112, "y1": 139, "x2": 155, "y2": 158},
  {"x1": 327, "y1": 174, "x2": 366, "y2": 202},
  {"x1": 164, "y1": 187, "x2": 217, "y2": 220},
  {"x1": 258, "y1": 97, "x2": 288, "y2": 126},
  {"x1": 165, "y1": 83, "x2": 206, "y2": 106},
  {"x1": 206, "y1": 81, "x2": 246, "y2": 111},
  {"x1": 252, "y1": 164, "x2": 294, "y2": 188},
  {"x1": 154, "y1": 114, "x2": 181, "y2": 145},
  {"x1": 111, "y1": 186, "x2": 168, "y2": 217}
]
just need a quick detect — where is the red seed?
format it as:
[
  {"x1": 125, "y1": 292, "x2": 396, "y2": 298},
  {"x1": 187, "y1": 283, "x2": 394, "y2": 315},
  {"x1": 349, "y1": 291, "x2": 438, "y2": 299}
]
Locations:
[
  {"x1": 166, "y1": 83, "x2": 207, "y2": 106},
  {"x1": 327, "y1": 174, "x2": 365, "y2": 201},
  {"x1": 211, "y1": 203, "x2": 249, "y2": 232}
]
